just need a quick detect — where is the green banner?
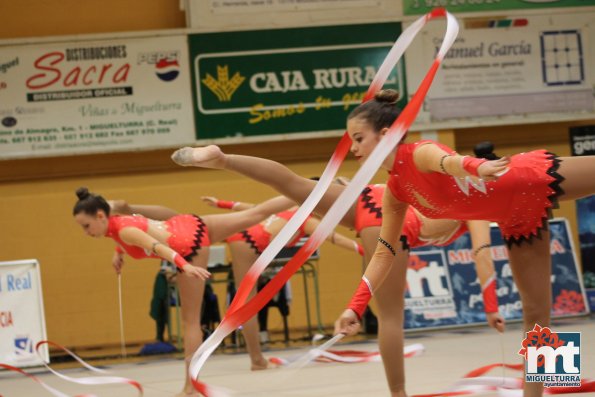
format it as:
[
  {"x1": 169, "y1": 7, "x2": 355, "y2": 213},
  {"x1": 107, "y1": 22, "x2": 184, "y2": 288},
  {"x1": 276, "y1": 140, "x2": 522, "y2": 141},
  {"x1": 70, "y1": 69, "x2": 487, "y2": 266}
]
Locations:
[
  {"x1": 403, "y1": 0, "x2": 593, "y2": 15},
  {"x1": 189, "y1": 23, "x2": 404, "y2": 140}
]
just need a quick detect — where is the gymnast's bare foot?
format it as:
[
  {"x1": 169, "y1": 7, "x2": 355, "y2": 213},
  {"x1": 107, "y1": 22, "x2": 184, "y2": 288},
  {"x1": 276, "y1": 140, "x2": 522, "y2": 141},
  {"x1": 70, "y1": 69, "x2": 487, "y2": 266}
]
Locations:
[
  {"x1": 251, "y1": 357, "x2": 280, "y2": 371},
  {"x1": 171, "y1": 145, "x2": 226, "y2": 169}
]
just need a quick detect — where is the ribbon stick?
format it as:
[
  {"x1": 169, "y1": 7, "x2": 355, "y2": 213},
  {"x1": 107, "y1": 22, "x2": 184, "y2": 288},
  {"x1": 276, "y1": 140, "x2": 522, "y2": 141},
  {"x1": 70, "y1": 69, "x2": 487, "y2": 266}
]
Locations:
[
  {"x1": 189, "y1": 8, "x2": 459, "y2": 396},
  {"x1": 117, "y1": 273, "x2": 127, "y2": 359}
]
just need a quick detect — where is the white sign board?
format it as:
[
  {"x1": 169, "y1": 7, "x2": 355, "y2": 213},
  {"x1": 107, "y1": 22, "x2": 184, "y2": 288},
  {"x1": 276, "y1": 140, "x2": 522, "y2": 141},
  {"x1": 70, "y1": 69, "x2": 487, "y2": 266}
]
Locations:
[
  {"x1": 0, "y1": 35, "x2": 195, "y2": 159},
  {"x1": 208, "y1": 0, "x2": 377, "y2": 13},
  {"x1": 405, "y1": 13, "x2": 595, "y2": 126},
  {"x1": 187, "y1": 0, "x2": 400, "y2": 30},
  {"x1": 0, "y1": 260, "x2": 49, "y2": 367}
]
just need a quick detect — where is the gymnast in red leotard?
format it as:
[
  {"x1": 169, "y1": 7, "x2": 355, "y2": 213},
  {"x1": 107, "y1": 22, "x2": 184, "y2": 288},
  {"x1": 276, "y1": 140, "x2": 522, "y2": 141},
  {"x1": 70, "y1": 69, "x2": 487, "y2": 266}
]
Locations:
[
  {"x1": 170, "y1": 132, "x2": 507, "y2": 397},
  {"x1": 352, "y1": 182, "x2": 499, "y2": 326},
  {"x1": 225, "y1": 210, "x2": 311, "y2": 254},
  {"x1": 327, "y1": 90, "x2": 595, "y2": 397},
  {"x1": 73, "y1": 188, "x2": 293, "y2": 397},
  {"x1": 109, "y1": 196, "x2": 361, "y2": 373},
  {"x1": 171, "y1": 88, "x2": 594, "y2": 396},
  {"x1": 355, "y1": 184, "x2": 469, "y2": 248},
  {"x1": 107, "y1": 213, "x2": 210, "y2": 263},
  {"x1": 215, "y1": 204, "x2": 362, "y2": 255}
]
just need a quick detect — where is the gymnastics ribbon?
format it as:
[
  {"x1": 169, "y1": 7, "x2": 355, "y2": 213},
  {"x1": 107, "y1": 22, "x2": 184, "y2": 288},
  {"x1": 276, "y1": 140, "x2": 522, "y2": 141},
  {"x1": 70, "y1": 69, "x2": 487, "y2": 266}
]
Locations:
[
  {"x1": 0, "y1": 363, "x2": 90, "y2": 397},
  {"x1": 270, "y1": 343, "x2": 424, "y2": 366},
  {"x1": 35, "y1": 341, "x2": 143, "y2": 395},
  {"x1": 0, "y1": 341, "x2": 142, "y2": 397},
  {"x1": 190, "y1": 8, "x2": 459, "y2": 396},
  {"x1": 412, "y1": 363, "x2": 595, "y2": 397}
]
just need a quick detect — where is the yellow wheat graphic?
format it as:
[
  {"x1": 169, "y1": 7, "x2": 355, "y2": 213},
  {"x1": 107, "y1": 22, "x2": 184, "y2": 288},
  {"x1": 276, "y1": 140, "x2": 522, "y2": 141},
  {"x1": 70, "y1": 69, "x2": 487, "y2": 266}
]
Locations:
[{"x1": 201, "y1": 65, "x2": 245, "y2": 102}]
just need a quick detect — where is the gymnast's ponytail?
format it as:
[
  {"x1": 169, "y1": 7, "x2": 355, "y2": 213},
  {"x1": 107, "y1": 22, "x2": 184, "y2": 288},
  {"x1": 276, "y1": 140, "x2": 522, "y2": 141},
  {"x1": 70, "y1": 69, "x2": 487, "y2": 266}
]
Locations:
[{"x1": 73, "y1": 187, "x2": 111, "y2": 216}]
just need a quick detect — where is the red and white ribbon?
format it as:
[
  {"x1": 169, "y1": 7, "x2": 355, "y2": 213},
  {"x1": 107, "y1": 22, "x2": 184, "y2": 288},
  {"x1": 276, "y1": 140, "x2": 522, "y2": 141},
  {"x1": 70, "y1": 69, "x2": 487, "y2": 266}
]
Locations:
[
  {"x1": 0, "y1": 363, "x2": 86, "y2": 397},
  {"x1": 189, "y1": 8, "x2": 459, "y2": 396},
  {"x1": 412, "y1": 363, "x2": 595, "y2": 397},
  {"x1": 270, "y1": 342, "x2": 424, "y2": 366},
  {"x1": 35, "y1": 341, "x2": 142, "y2": 395},
  {"x1": 0, "y1": 341, "x2": 143, "y2": 397}
]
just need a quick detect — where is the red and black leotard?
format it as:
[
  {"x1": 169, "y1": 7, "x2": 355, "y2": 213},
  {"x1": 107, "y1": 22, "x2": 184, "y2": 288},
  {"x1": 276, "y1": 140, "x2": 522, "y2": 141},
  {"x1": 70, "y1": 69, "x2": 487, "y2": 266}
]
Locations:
[
  {"x1": 226, "y1": 209, "x2": 311, "y2": 254},
  {"x1": 354, "y1": 184, "x2": 384, "y2": 235},
  {"x1": 386, "y1": 140, "x2": 563, "y2": 245},
  {"x1": 107, "y1": 214, "x2": 210, "y2": 261},
  {"x1": 355, "y1": 184, "x2": 468, "y2": 249}
]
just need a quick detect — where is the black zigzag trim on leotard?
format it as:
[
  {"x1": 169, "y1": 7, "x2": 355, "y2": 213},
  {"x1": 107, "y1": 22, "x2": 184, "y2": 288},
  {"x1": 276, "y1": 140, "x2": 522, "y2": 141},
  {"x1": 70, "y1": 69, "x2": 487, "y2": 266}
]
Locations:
[
  {"x1": 400, "y1": 235, "x2": 410, "y2": 251},
  {"x1": 184, "y1": 215, "x2": 209, "y2": 262},
  {"x1": 241, "y1": 230, "x2": 263, "y2": 255},
  {"x1": 504, "y1": 153, "x2": 565, "y2": 248},
  {"x1": 360, "y1": 186, "x2": 383, "y2": 219}
]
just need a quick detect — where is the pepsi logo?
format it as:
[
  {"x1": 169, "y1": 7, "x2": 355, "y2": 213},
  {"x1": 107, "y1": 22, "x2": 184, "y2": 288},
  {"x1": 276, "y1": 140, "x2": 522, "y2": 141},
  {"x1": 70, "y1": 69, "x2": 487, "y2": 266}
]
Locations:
[
  {"x1": 2, "y1": 116, "x2": 16, "y2": 127},
  {"x1": 156, "y1": 59, "x2": 180, "y2": 82}
]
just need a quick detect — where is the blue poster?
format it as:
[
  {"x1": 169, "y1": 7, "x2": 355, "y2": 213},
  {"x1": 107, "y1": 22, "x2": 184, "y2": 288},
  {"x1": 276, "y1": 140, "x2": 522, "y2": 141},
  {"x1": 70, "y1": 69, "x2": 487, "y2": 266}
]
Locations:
[
  {"x1": 569, "y1": 126, "x2": 595, "y2": 275},
  {"x1": 404, "y1": 218, "x2": 589, "y2": 330}
]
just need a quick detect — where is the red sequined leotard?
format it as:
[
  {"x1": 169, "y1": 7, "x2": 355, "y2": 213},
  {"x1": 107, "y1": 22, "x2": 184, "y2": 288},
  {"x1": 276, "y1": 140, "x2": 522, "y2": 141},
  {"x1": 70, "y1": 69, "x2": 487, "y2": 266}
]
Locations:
[
  {"x1": 354, "y1": 184, "x2": 384, "y2": 234},
  {"x1": 355, "y1": 184, "x2": 467, "y2": 248},
  {"x1": 226, "y1": 209, "x2": 311, "y2": 254},
  {"x1": 107, "y1": 214, "x2": 210, "y2": 260},
  {"x1": 387, "y1": 140, "x2": 563, "y2": 244}
]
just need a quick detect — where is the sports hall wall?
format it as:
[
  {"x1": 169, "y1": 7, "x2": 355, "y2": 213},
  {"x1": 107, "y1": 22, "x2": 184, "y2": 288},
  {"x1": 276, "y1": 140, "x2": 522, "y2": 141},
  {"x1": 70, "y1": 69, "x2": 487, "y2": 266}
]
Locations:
[{"x1": 0, "y1": 0, "x2": 593, "y2": 349}]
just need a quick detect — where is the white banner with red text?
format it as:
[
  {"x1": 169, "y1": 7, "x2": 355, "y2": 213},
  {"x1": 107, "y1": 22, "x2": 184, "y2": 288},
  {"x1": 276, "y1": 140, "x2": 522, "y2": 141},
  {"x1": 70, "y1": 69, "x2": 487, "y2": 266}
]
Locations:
[
  {"x1": 0, "y1": 35, "x2": 194, "y2": 159},
  {"x1": 0, "y1": 259, "x2": 49, "y2": 367}
]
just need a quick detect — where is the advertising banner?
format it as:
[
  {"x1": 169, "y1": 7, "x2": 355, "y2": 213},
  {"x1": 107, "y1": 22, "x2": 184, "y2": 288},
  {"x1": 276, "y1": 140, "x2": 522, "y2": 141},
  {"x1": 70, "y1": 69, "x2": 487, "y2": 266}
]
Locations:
[
  {"x1": 0, "y1": 260, "x2": 48, "y2": 367},
  {"x1": 188, "y1": 22, "x2": 405, "y2": 141},
  {"x1": 0, "y1": 35, "x2": 195, "y2": 159},
  {"x1": 403, "y1": 0, "x2": 595, "y2": 16},
  {"x1": 208, "y1": 0, "x2": 377, "y2": 14},
  {"x1": 569, "y1": 125, "x2": 595, "y2": 274},
  {"x1": 405, "y1": 13, "x2": 594, "y2": 125},
  {"x1": 405, "y1": 219, "x2": 589, "y2": 330}
]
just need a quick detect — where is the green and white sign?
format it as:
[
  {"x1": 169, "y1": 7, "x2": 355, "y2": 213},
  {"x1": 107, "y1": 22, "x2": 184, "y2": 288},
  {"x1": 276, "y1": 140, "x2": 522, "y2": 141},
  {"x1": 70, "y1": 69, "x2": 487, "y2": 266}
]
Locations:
[
  {"x1": 403, "y1": 0, "x2": 594, "y2": 15},
  {"x1": 189, "y1": 23, "x2": 405, "y2": 140}
]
